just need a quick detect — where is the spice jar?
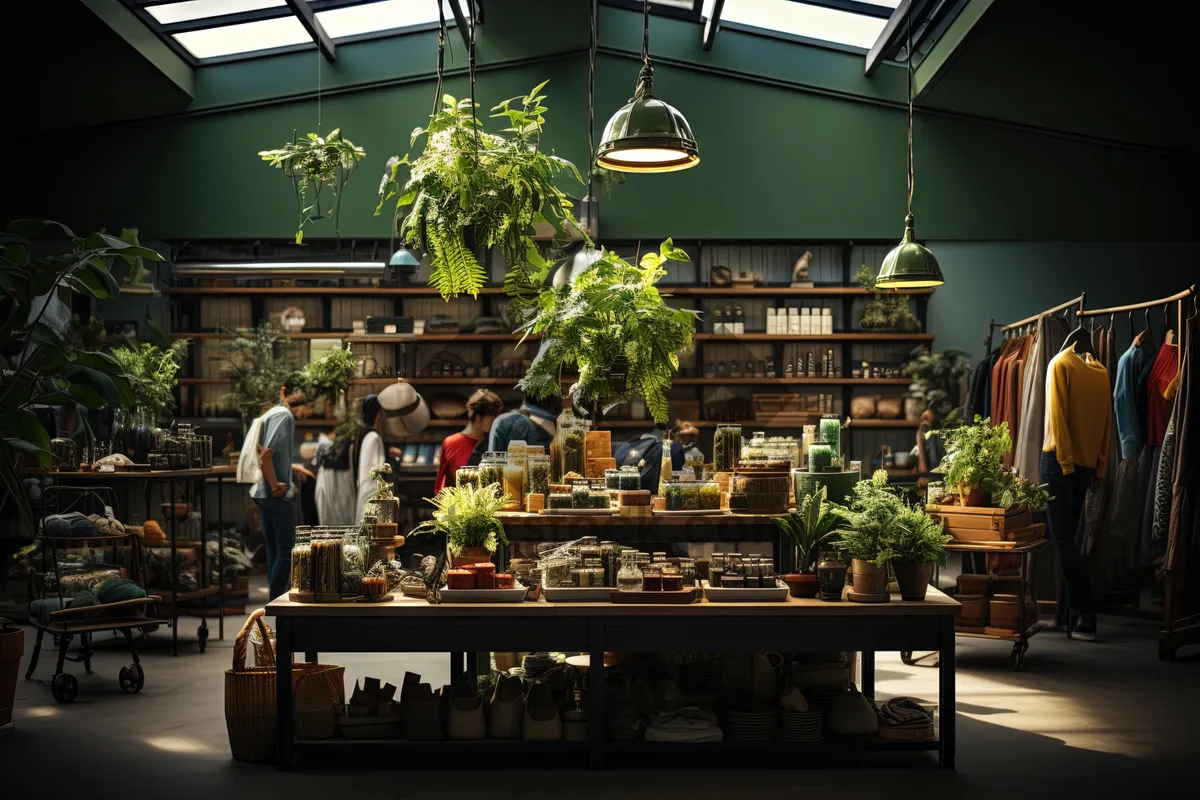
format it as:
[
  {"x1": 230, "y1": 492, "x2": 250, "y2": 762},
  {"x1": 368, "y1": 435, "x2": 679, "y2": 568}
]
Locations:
[
  {"x1": 478, "y1": 451, "x2": 507, "y2": 494},
  {"x1": 605, "y1": 468, "x2": 621, "y2": 490},
  {"x1": 526, "y1": 453, "x2": 551, "y2": 496},
  {"x1": 618, "y1": 465, "x2": 641, "y2": 491},
  {"x1": 641, "y1": 565, "x2": 664, "y2": 591}
]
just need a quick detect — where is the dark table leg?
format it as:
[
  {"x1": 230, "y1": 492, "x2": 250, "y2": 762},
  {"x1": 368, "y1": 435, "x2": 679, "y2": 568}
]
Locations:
[
  {"x1": 170, "y1": 476, "x2": 178, "y2": 657},
  {"x1": 217, "y1": 473, "x2": 225, "y2": 640},
  {"x1": 588, "y1": 618, "x2": 605, "y2": 769},
  {"x1": 304, "y1": 651, "x2": 318, "y2": 663},
  {"x1": 860, "y1": 650, "x2": 875, "y2": 699},
  {"x1": 449, "y1": 652, "x2": 464, "y2": 681},
  {"x1": 277, "y1": 616, "x2": 295, "y2": 770},
  {"x1": 939, "y1": 614, "x2": 955, "y2": 769}
]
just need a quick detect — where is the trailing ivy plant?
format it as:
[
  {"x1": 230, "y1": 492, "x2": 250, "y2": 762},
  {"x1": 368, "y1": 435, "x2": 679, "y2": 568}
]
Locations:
[
  {"x1": 375, "y1": 82, "x2": 585, "y2": 302},
  {"x1": 0, "y1": 220, "x2": 162, "y2": 531},
  {"x1": 517, "y1": 240, "x2": 698, "y2": 424},
  {"x1": 259, "y1": 128, "x2": 366, "y2": 244},
  {"x1": 857, "y1": 264, "x2": 920, "y2": 331},
  {"x1": 111, "y1": 340, "x2": 188, "y2": 421}
]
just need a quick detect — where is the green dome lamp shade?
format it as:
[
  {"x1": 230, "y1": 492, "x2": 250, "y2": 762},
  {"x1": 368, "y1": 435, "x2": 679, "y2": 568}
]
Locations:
[
  {"x1": 875, "y1": 214, "x2": 944, "y2": 288},
  {"x1": 388, "y1": 248, "x2": 420, "y2": 267},
  {"x1": 596, "y1": 1, "x2": 699, "y2": 174}
]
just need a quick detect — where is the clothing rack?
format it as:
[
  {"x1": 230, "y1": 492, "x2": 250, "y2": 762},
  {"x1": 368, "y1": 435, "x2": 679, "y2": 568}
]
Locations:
[
  {"x1": 983, "y1": 318, "x2": 999, "y2": 355},
  {"x1": 1077, "y1": 285, "x2": 1195, "y2": 322},
  {"x1": 1001, "y1": 294, "x2": 1087, "y2": 333}
]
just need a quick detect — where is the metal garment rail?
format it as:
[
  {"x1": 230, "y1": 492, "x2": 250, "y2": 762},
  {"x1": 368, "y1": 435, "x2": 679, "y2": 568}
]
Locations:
[{"x1": 1001, "y1": 294, "x2": 1087, "y2": 333}]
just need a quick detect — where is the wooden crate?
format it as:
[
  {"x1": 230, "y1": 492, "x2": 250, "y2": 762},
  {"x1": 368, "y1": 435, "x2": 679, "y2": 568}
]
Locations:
[{"x1": 927, "y1": 504, "x2": 1035, "y2": 545}]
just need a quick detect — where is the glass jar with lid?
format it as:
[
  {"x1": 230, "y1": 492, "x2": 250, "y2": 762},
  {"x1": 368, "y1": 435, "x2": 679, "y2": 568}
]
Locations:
[
  {"x1": 713, "y1": 423, "x2": 743, "y2": 473},
  {"x1": 478, "y1": 451, "x2": 507, "y2": 495},
  {"x1": 291, "y1": 528, "x2": 312, "y2": 593},
  {"x1": 604, "y1": 468, "x2": 621, "y2": 490},
  {"x1": 51, "y1": 431, "x2": 78, "y2": 472},
  {"x1": 526, "y1": 453, "x2": 551, "y2": 496},
  {"x1": 617, "y1": 465, "x2": 641, "y2": 491},
  {"x1": 743, "y1": 431, "x2": 768, "y2": 461},
  {"x1": 456, "y1": 465, "x2": 481, "y2": 488},
  {"x1": 617, "y1": 551, "x2": 643, "y2": 592},
  {"x1": 552, "y1": 407, "x2": 589, "y2": 480},
  {"x1": 819, "y1": 414, "x2": 842, "y2": 463}
]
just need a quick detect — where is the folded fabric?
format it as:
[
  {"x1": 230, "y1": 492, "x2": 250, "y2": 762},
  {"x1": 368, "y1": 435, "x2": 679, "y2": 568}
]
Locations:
[
  {"x1": 43, "y1": 512, "x2": 91, "y2": 538},
  {"x1": 878, "y1": 696, "x2": 933, "y2": 729},
  {"x1": 643, "y1": 707, "x2": 724, "y2": 743},
  {"x1": 96, "y1": 578, "x2": 147, "y2": 605}
]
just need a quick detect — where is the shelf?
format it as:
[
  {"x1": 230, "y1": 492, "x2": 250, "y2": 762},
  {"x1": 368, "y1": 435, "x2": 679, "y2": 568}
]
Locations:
[
  {"x1": 173, "y1": 331, "x2": 349, "y2": 340},
  {"x1": 166, "y1": 286, "x2": 507, "y2": 296},
  {"x1": 344, "y1": 334, "x2": 533, "y2": 343},
  {"x1": 954, "y1": 621, "x2": 1049, "y2": 643},
  {"x1": 694, "y1": 333, "x2": 935, "y2": 342},
  {"x1": 673, "y1": 377, "x2": 909, "y2": 386},
  {"x1": 846, "y1": 419, "x2": 921, "y2": 428},
  {"x1": 350, "y1": 377, "x2": 522, "y2": 386},
  {"x1": 663, "y1": 286, "x2": 935, "y2": 297}
]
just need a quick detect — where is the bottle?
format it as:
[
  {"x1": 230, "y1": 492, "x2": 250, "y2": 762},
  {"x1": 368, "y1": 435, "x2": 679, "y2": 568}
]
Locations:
[
  {"x1": 800, "y1": 307, "x2": 812, "y2": 336},
  {"x1": 734, "y1": 305, "x2": 745, "y2": 335},
  {"x1": 617, "y1": 551, "x2": 643, "y2": 592},
  {"x1": 822, "y1": 307, "x2": 834, "y2": 334},
  {"x1": 788, "y1": 307, "x2": 800, "y2": 335},
  {"x1": 807, "y1": 350, "x2": 816, "y2": 378},
  {"x1": 784, "y1": 362, "x2": 794, "y2": 379},
  {"x1": 828, "y1": 349, "x2": 837, "y2": 377},
  {"x1": 723, "y1": 305, "x2": 734, "y2": 334}
]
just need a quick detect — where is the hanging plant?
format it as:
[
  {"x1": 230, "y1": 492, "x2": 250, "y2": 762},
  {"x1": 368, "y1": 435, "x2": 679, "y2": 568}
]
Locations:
[
  {"x1": 259, "y1": 128, "x2": 366, "y2": 244},
  {"x1": 375, "y1": 82, "x2": 586, "y2": 302},
  {"x1": 517, "y1": 239, "x2": 698, "y2": 424}
]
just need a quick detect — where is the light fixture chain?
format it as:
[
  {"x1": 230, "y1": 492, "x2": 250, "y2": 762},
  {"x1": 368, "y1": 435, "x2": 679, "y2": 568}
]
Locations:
[
  {"x1": 588, "y1": 0, "x2": 596, "y2": 195},
  {"x1": 432, "y1": 1, "x2": 447, "y2": 120},
  {"x1": 907, "y1": 10, "x2": 914, "y2": 218},
  {"x1": 470, "y1": 0, "x2": 479, "y2": 159},
  {"x1": 316, "y1": 49, "x2": 322, "y2": 136}
]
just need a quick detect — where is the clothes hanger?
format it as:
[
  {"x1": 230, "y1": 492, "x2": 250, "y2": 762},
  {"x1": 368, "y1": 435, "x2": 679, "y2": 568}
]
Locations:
[
  {"x1": 1060, "y1": 308, "x2": 1097, "y2": 358},
  {"x1": 1127, "y1": 310, "x2": 1134, "y2": 341}
]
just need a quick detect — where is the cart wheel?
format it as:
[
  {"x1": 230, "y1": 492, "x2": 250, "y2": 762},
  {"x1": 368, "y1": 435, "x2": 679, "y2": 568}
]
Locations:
[
  {"x1": 197, "y1": 622, "x2": 209, "y2": 653},
  {"x1": 119, "y1": 664, "x2": 145, "y2": 694},
  {"x1": 52, "y1": 673, "x2": 78, "y2": 704},
  {"x1": 1010, "y1": 640, "x2": 1028, "y2": 671}
]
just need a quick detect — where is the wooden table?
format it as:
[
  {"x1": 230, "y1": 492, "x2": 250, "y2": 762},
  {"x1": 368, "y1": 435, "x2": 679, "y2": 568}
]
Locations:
[
  {"x1": 267, "y1": 588, "x2": 959, "y2": 770},
  {"x1": 34, "y1": 466, "x2": 235, "y2": 654}
]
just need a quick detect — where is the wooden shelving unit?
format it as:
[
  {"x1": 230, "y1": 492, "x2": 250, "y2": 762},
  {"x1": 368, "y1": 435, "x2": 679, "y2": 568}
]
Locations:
[{"x1": 694, "y1": 333, "x2": 934, "y2": 342}]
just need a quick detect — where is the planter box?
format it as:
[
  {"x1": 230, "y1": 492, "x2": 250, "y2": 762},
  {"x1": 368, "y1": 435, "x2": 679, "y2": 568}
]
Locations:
[{"x1": 927, "y1": 504, "x2": 1035, "y2": 545}]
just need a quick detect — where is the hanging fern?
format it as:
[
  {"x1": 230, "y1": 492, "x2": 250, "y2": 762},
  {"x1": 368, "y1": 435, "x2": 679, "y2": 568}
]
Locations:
[
  {"x1": 376, "y1": 83, "x2": 583, "y2": 303},
  {"x1": 259, "y1": 128, "x2": 366, "y2": 244},
  {"x1": 517, "y1": 240, "x2": 699, "y2": 424}
]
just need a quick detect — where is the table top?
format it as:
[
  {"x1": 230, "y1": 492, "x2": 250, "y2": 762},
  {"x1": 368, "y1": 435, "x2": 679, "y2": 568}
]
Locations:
[
  {"x1": 497, "y1": 512, "x2": 782, "y2": 527},
  {"x1": 267, "y1": 586, "x2": 959, "y2": 618},
  {"x1": 34, "y1": 465, "x2": 236, "y2": 480}
]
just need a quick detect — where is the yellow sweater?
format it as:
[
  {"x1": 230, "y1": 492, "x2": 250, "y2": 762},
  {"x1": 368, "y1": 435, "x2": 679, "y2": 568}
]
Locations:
[{"x1": 1043, "y1": 346, "x2": 1112, "y2": 478}]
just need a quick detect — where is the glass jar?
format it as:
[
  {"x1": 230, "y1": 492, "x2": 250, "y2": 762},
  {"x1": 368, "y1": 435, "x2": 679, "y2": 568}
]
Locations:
[
  {"x1": 456, "y1": 465, "x2": 480, "y2": 488},
  {"x1": 131, "y1": 409, "x2": 153, "y2": 464},
  {"x1": 819, "y1": 415, "x2": 842, "y2": 462},
  {"x1": 698, "y1": 481, "x2": 721, "y2": 509},
  {"x1": 548, "y1": 492, "x2": 573, "y2": 509},
  {"x1": 726, "y1": 553, "x2": 743, "y2": 577},
  {"x1": 571, "y1": 481, "x2": 591, "y2": 509},
  {"x1": 551, "y1": 407, "x2": 589, "y2": 480},
  {"x1": 679, "y1": 557, "x2": 696, "y2": 587},
  {"x1": 541, "y1": 555, "x2": 572, "y2": 587},
  {"x1": 291, "y1": 528, "x2": 312, "y2": 592},
  {"x1": 662, "y1": 567, "x2": 684, "y2": 592},
  {"x1": 743, "y1": 431, "x2": 768, "y2": 461},
  {"x1": 527, "y1": 454, "x2": 551, "y2": 496},
  {"x1": 713, "y1": 423, "x2": 743, "y2": 473},
  {"x1": 601, "y1": 542, "x2": 620, "y2": 586},
  {"x1": 817, "y1": 550, "x2": 849, "y2": 602},
  {"x1": 662, "y1": 480, "x2": 684, "y2": 510},
  {"x1": 617, "y1": 551, "x2": 643, "y2": 592},
  {"x1": 110, "y1": 408, "x2": 130, "y2": 460},
  {"x1": 503, "y1": 461, "x2": 526, "y2": 506},
  {"x1": 605, "y1": 468, "x2": 621, "y2": 490},
  {"x1": 808, "y1": 442, "x2": 834, "y2": 472},
  {"x1": 589, "y1": 489, "x2": 610, "y2": 509},
  {"x1": 478, "y1": 451, "x2": 507, "y2": 496},
  {"x1": 51, "y1": 431, "x2": 78, "y2": 472},
  {"x1": 618, "y1": 465, "x2": 641, "y2": 491},
  {"x1": 641, "y1": 565, "x2": 664, "y2": 592}
]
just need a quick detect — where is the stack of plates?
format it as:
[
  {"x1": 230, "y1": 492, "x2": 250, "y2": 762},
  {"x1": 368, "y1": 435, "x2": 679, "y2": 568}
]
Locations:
[
  {"x1": 778, "y1": 709, "x2": 824, "y2": 742},
  {"x1": 799, "y1": 685, "x2": 844, "y2": 711},
  {"x1": 724, "y1": 709, "x2": 778, "y2": 741}
]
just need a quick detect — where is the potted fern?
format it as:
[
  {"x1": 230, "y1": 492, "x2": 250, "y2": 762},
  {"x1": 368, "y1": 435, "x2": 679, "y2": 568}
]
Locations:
[
  {"x1": 775, "y1": 487, "x2": 849, "y2": 597},
  {"x1": 932, "y1": 415, "x2": 1012, "y2": 506},
  {"x1": 881, "y1": 506, "x2": 952, "y2": 601},
  {"x1": 259, "y1": 128, "x2": 366, "y2": 244},
  {"x1": 517, "y1": 240, "x2": 699, "y2": 424},
  {"x1": 409, "y1": 482, "x2": 512, "y2": 567},
  {"x1": 376, "y1": 82, "x2": 584, "y2": 302},
  {"x1": 835, "y1": 470, "x2": 905, "y2": 601}
]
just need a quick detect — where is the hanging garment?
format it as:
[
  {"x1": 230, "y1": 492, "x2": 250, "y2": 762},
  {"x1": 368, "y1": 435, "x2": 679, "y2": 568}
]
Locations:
[
  {"x1": 990, "y1": 338, "x2": 1016, "y2": 423},
  {"x1": 1044, "y1": 346, "x2": 1113, "y2": 479},
  {"x1": 1152, "y1": 406, "x2": 1177, "y2": 547},
  {"x1": 1042, "y1": 452, "x2": 1098, "y2": 616},
  {"x1": 1014, "y1": 315, "x2": 1072, "y2": 481},
  {"x1": 1001, "y1": 336, "x2": 1031, "y2": 466},
  {"x1": 1167, "y1": 314, "x2": 1198, "y2": 574},
  {"x1": 1138, "y1": 442, "x2": 1163, "y2": 568},
  {"x1": 1113, "y1": 343, "x2": 1157, "y2": 460},
  {"x1": 1147, "y1": 343, "x2": 1180, "y2": 447},
  {"x1": 965, "y1": 353, "x2": 996, "y2": 423}
]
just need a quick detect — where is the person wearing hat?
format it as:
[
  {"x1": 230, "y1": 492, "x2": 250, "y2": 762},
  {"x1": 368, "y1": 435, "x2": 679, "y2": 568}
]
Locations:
[
  {"x1": 355, "y1": 383, "x2": 431, "y2": 520},
  {"x1": 434, "y1": 389, "x2": 504, "y2": 493}
]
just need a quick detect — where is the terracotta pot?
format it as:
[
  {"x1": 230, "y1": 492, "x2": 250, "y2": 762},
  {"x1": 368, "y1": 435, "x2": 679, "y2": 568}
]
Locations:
[
  {"x1": 452, "y1": 547, "x2": 493, "y2": 568},
  {"x1": 850, "y1": 559, "x2": 889, "y2": 594},
  {"x1": 957, "y1": 483, "x2": 988, "y2": 507},
  {"x1": 893, "y1": 562, "x2": 933, "y2": 601},
  {"x1": 783, "y1": 573, "x2": 820, "y2": 598}
]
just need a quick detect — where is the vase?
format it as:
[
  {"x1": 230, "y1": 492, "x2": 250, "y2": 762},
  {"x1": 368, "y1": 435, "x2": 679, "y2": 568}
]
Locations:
[
  {"x1": 893, "y1": 562, "x2": 933, "y2": 601},
  {"x1": 783, "y1": 573, "x2": 820, "y2": 598},
  {"x1": 850, "y1": 559, "x2": 889, "y2": 595},
  {"x1": 957, "y1": 483, "x2": 988, "y2": 507},
  {"x1": 828, "y1": 683, "x2": 879, "y2": 738},
  {"x1": 452, "y1": 546, "x2": 492, "y2": 568}
]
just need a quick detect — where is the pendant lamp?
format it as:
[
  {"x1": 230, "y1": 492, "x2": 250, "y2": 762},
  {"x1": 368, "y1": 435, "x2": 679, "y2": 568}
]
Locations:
[
  {"x1": 596, "y1": 1, "x2": 698, "y2": 173},
  {"x1": 875, "y1": 16, "x2": 943, "y2": 289},
  {"x1": 388, "y1": 248, "x2": 420, "y2": 267}
]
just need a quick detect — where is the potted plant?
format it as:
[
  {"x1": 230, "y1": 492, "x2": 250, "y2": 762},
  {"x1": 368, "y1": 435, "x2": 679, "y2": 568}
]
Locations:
[
  {"x1": 376, "y1": 83, "x2": 584, "y2": 302},
  {"x1": 835, "y1": 471, "x2": 905, "y2": 598},
  {"x1": 259, "y1": 128, "x2": 366, "y2": 243},
  {"x1": 517, "y1": 240, "x2": 699, "y2": 424},
  {"x1": 111, "y1": 340, "x2": 188, "y2": 424},
  {"x1": 903, "y1": 347, "x2": 971, "y2": 425},
  {"x1": 985, "y1": 468, "x2": 1052, "y2": 522},
  {"x1": 881, "y1": 506, "x2": 952, "y2": 601},
  {"x1": 931, "y1": 416, "x2": 1012, "y2": 506},
  {"x1": 300, "y1": 346, "x2": 357, "y2": 418},
  {"x1": 222, "y1": 323, "x2": 301, "y2": 429},
  {"x1": 856, "y1": 265, "x2": 919, "y2": 332},
  {"x1": 775, "y1": 486, "x2": 849, "y2": 597},
  {"x1": 410, "y1": 482, "x2": 512, "y2": 567}
]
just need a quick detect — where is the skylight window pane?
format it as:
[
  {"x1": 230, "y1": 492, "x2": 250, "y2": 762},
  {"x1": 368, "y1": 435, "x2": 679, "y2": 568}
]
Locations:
[
  {"x1": 147, "y1": 0, "x2": 286, "y2": 25},
  {"x1": 173, "y1": 15, "x2": 311, "y2": 59},
  {"x1": 316, "y1": 1, "x2": 464, "y2": 40},
  {"x1": 859, "y1": 0, "x2": 901, "y2": 7},
  {"x1": 723, "y1": 0, "x2": 888, "y2": 50}
]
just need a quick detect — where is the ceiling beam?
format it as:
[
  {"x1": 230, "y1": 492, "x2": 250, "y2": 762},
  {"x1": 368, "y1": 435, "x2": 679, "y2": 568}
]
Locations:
[
  {"x1": 702, "y1": 0, "x2": 725, "y2": 51},
  {"x1": 864, "y1": 0, "x2": 936, "y2": 77},
  {"x1": 284, "y1": 0, "x2": 336, "y2": 63},
  {"x1": 913, "y1": 0, "x2": 997, "y2": 100},
  {"x1": 80, "y1": 0, "x2": 194, "y2": 98}
]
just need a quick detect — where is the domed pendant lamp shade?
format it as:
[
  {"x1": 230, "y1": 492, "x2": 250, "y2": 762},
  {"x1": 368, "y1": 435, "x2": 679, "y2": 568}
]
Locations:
[
  {"x1": 875, "y1": 17, "x2": 943, "y2": 290},
  {"x1": 596, "y1": 1, "x2": 699, "y2": 173}
]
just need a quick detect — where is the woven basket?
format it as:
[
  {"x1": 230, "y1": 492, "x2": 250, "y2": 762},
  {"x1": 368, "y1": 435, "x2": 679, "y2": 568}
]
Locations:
[{"x1": 224, "y1": 610, "x2": 346, "y2": 762}]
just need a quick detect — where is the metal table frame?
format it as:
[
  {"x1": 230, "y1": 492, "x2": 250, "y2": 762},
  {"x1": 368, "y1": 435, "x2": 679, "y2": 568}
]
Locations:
[{"x1": 268, "y1": 590, "x2": 958, "y2": 770}]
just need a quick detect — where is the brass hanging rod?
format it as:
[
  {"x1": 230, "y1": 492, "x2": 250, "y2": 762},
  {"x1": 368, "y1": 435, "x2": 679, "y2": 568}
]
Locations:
[
  {"x1": 1001, "y1": 294, "x2": 1087, "y2": 332},
  {"x1": 1078, "y1": 285, "x2": 1196, "y2": 317}
]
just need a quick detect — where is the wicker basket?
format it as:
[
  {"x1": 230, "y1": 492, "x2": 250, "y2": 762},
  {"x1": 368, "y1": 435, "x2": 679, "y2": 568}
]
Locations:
[
  {"x1": 732, "y1": 471, "x2": 791, "y2": 514},
  {"x1": 224, "y1": 610, "x2": 346, "y2": 763}
]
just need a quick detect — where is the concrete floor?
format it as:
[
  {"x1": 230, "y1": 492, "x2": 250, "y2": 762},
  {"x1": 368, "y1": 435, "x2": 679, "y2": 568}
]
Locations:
[{"x1": 3, "y1": 579, "x2": 1199, "y2": 799}]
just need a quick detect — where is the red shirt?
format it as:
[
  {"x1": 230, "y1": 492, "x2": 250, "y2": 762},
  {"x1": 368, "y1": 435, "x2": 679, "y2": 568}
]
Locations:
[
  {"x1": 435, "y1": 433, "x2": 481, "y2": 493},
  {"x1": 1146, "y1": 344, "x2": 1179, "y2": 447}
]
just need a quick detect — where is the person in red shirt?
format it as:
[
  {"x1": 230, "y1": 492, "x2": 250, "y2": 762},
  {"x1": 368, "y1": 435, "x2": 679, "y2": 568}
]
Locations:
[{"x1": 434, "y1": 389, "x2": 504, "y2": 493}]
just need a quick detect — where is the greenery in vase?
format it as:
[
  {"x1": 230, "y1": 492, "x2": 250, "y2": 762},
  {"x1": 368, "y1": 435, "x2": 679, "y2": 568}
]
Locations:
[
  {"x1": 0, "y1": 220, "x2": 162, "y2": 530},
  {"x1": 259, "y1": 128, "x2": 366, "y2": 244},
  {"x1": 301, "y1": 346, "x2": 356, "y2": 405},
  {"x1": 375, "y1": 83, "x2": 585, "y2": 303},
  {"x1": 834, "y1": 470, "x2": 905, "y2": 566},
  {"x1": 856, "y1": 264, "x2": 919, "y2": 331},
  {"x1": 517, "y1": 239, "x2": 698, "y2": 423},
  {"x1": 931, "y1": 415, "x2": 1011, "y2": 497},
  {"x1": 222, "y1": 322, "x2": 302, "y2": 426},
  {"x1": 880, "y1": 505, "x2": 952, "y2": 567},
  {"x1": 410, "y1": 481, "x2": 512, "y2": 556},
  {"x1": 904, "y1": 346, "x2": 971, "y2": 426},
  {"x1": 774, "y1": 486, "x2": 850, "y2": 572},
  {"x1": 111, "y1": 340, "x2": 188, "y2": 421}
]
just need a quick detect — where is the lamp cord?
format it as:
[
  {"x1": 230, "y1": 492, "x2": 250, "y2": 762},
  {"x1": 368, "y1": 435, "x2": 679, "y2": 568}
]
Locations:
[
  {"x1": 906, "y1": 10, "x2": 914, "y2": 219},
  {"x1": 635, "y1": 0, "x2": 653, "y2": 98},
  {"x1": 587, "y1": 0, "x2": 596, "y2": 196},
  {"x1": 431, "y1": 2, "x2": 446, "y2": 119},
  {"x1": 470, "y1": 0, "x2": 479, "y2": 159},
  {"x1": 316, "y1": 50, "x2": 322, "y2": 136}
]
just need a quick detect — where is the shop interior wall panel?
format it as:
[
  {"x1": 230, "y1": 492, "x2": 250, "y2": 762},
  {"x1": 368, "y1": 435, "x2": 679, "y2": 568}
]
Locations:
[
  {"x1": 199, "y1": 297, "x2": 251, "y2": 330},
  {"x1": 266, "y1": 296, "x2": 322, "y2": 330}
]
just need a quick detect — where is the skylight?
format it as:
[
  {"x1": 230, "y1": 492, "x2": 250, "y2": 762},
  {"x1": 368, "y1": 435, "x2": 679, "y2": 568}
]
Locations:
[
  {"x1": 173, "y1": 14, "x2": 312, "y2": 59},
  {"x1": 316, "y1": 1, "x2": 462, "y2": 40},
  {"x1": 719, "y1": 0, "x2": 890, "y2": 51},
  {"x1": 147, "y1": 0, "x2": 286, "y2": 25}
]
